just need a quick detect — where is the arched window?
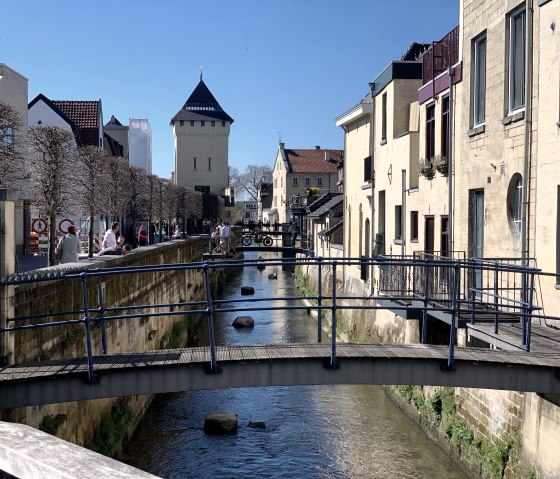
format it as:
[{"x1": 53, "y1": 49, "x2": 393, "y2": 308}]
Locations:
[{"x1": 507, "y1": 173, "x2": 523, "y2": 236}]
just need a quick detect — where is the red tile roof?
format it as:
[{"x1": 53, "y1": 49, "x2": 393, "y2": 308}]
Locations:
[
  {"x1": 52, "y1": 100, "x2": 100, "y2": 147},
  {"x1": 284, "y1": 149, "x2": 342, "y2": 174}
]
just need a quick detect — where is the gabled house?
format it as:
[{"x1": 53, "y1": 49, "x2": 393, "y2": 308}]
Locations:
[
  {"x1": 257, "y1": 182, "x2": 273, "y2": 222},
  {"x1": 272, "y1": 143, "x2": 341, "y2": 224},
  {"x1": 306, "y1": 194, "x2": 344, "y2": 258},
  {"x1": 28, "y1": 94, "x2": 104, "y2": 148}
]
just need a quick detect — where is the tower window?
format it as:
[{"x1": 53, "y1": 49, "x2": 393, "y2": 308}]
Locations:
[
  {"x1": 193, "y1": 157, "x2": 197, "y2": 170},
  {"x1": 190, "y1": 121, "x2": 194, "y2": 126},
  {"x1": 222, "y1": 121, "x2": 226, "y2": 127},
  {"x1": 208, "y1": 157, "x2": 212, "y2": 171},
  {"x1": 211, "y1": 121, "x2": 215, "y2": 127},
  {"x1": 201, "y1": 121, "x2": 205, "y2": 127},
  {"x1": 180, "y1": 120, "x2": 184, "y2": 126}
]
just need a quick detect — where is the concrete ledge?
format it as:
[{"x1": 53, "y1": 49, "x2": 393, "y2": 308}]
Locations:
[{"x1": 0, "y1": 421, "x2": 161, "y2": 478}]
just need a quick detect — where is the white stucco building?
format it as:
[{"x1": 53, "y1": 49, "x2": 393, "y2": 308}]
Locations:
[{"x1": 128, "y1": 118, "x2": 152, "y2": 173}]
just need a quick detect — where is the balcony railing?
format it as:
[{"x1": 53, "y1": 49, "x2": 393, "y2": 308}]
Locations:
[{"x1": 422, "y1": 26, "x2": 459, "y2": 85}]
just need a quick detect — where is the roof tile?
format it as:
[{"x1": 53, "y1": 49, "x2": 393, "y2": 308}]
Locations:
[{"x1": 285, "y1": 149, "x2": 342, "y2": 174}]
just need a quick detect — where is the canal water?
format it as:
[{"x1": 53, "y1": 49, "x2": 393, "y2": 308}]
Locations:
[{"x1": 126, "y1": 252, "x2": 468, "y2": 479}]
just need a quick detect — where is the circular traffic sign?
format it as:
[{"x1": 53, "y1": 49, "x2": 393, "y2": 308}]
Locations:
[
  {"x1": 32, "y1": 218, "x2": 47, "y2": 234},
  {"x1": 58, "y1": 218, "x2": 74, "y2": 234}
]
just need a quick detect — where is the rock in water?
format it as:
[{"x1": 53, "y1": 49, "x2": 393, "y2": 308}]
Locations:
[
  {"x1": 204, "y1": 412, "x2": 238, "y2": 435},
  {"x1": 268, "y1": 273, "x2": 277, "y2": 279},
  {"x1": 248, "y1": 421, "x2": 266, "y2": 429},
  {"x1": 240, "y1": 286, "x2": 255, "y2": 295},
  {"x1": 232, "y1": 316, "x2": 255, "y2": 328}
]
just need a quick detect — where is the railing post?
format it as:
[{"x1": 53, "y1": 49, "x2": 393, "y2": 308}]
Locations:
[
  {"x1": 328, "y1": 261, "x2": 339, "y2": 369},
  {"x1": 525, "y1": 271, "x2": 535, "y2": 352},
  {"x1": 80, "y1": 272, "x2": 95, "y2": 383},
  {"x1": 421, "y1": 259, "x2": 429, "y2": 344},
  {"x1": 97, "y1": 275, "x2": 107, "y2": 354},
  {"x1": 203, "y1": 262, "x2": 219, "y2": 373},
  {"x1": 521, "y1": 269, "x2": 528, "y2": 347},
  {"x1": 493, "y1": 266, "x2": 499, "y2": 334},
  {"x1": 317, "y1": 257, "x2": 323, "y2": 343},
  {"x1": 447, "y1": 263, "x2": 460, "y2": 370}
]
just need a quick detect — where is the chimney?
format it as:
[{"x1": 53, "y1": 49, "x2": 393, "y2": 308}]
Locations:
[{"x1": 315, "y1": 145, "x2": 320, "y2": 150}]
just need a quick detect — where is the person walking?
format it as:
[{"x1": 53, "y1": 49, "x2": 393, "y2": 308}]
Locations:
[
  {"x1": 57, "y1": 225, "x2": 81, "y2": 264},
  {"x1": 219, "y1": 221, "x2": 232, "y2": 253},
  {"x1": 137, "y1": 225, "x2": 148, "y2": 246}
]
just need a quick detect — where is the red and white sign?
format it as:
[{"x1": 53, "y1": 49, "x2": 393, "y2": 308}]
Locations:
[
  {"x1": 32, "y1": 218, "x2": 48, "y2": 234},
  {"x1": 58, "y1": 218, "x2": 74, "y2": 234}
]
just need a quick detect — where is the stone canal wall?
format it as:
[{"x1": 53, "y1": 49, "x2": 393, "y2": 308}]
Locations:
[{"x1": 1, "y1": 238, "x2": 233, "y2": 453}]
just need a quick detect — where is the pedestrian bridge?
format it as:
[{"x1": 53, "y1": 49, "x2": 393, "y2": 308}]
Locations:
[
  {"x1": 1, "y1": 255, "x2": 560, "y2": 409},
  {"x1": 2, "y1": 342, "x2": 560, "y2": 408}
]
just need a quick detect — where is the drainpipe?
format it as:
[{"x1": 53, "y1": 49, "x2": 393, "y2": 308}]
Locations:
[
  {"x1": 521, "y1": 0, "x2": 533, "y2": 266},
  {"x1": 369, "y1": 82, "x2": 376, "y2": 290},
  {"x1": 447, "y1": 66, "x2": 455, "y2": 257},
  {"x1": 402, "y1": 170, "x2": 406, "y2": 258}
]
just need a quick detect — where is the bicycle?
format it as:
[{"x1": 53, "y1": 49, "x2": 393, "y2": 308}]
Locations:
[{"x1": 242, "y1": 231, "x2": 273, "y2": 247}]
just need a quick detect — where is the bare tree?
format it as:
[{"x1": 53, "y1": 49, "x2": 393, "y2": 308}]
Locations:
[
  {"x1": 146, "y1": 174, "x2": 159, "y2": 243},
  {"x1": 74, "y1": 146, "x2": 110, "y2": 257},
  {"x1": 102, "y1": 156, "x2": 130, "y2": 221},
  {"x1": 28, "y1": 125, "x2": 76, "y2": 266},
  {"x1": 126, "y1": 166, "x2": 149, "y2": 242},
  {"x1": 230, "y1": 164, "x2": 273, "y2": 201},
  {"x1": 0, "y1": 101, "x2": 26, "y2": 189}
]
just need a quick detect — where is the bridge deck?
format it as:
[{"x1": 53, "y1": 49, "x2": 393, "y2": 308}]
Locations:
[
  {"x1": 467, "y1": 322, "x2": 560, "y2": 352},
  {"x1": 1, "y1": 343, "x2": 560, "y2": 408}
]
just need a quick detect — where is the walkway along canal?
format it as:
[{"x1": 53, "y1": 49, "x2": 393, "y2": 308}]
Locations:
[{"x1": 125, "y1": 252, "x2": 468, "y2": 479}]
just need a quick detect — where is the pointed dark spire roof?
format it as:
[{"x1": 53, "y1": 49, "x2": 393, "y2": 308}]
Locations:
[
  {"x1": 105, "y1": 115, "x2": 123, "y2": 127},
  {"x1": 171, "y1": 79, "x2": 234, "y2": 125}
]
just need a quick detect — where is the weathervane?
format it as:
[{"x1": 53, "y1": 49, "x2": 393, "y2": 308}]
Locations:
[{"x1": 200, "y1": 65, "x2": 203, "y2": 81}]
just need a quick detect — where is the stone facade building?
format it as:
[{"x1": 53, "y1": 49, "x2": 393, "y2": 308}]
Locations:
[{"x1": 171, "y1": 77, "x2": 233, "y2": 198}]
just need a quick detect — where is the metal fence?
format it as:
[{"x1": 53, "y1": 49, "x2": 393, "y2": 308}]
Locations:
[{"x1": 0, "y1": 255, "x2": 552, "y2": 383}]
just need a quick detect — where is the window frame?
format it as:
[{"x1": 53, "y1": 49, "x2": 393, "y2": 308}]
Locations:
[
  {"x1": 193, "y1": 157, "x2": 197, "y2": 171},
  {"x1": 508, "y1": 6, "x2": 526, "y2": 115},
  {"x1": 410, "y1": 211, "x2": 418, "y2": 242},
  {"x1": 394, "y1": 205, "x2": 402, "y2": 242},
  {"x1": 317, "y1": 177, "x2": 323, "y2": 187},
  {"x1": 473, "y1": 33, "x2": 487, "y2": 126},
  {"x1": 441, "y1": 95, "x2": 450, "y2": 158},
  {"x1": 208, "y1": 157, "x2": 212, "y2": 171},
  {"x1": 292, "y1": 177, "x2": 298, "y2": 187},
  {"x1": 425, "y1": 103, "x2": 436, "y2": 160},
  {"x1": 305, "y1": 177, "x2": 310, "y2": 187}
]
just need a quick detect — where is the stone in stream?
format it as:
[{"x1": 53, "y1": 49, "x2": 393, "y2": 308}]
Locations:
[
  {"x1": 232, "y1": 316, "x2": 255, "y2": 328},
  {"x1": 240, "y1": 286, "x2": 255, "y2": 295},
  {"x1": 248, "y1": 421, "x2": 266, "y2": 429},
  {"x1": 268, "y1": 273, "x2": 277, "y2": 280},
  {"x1": 204, "y1": 412, "x2": 238, "y2": 435}
]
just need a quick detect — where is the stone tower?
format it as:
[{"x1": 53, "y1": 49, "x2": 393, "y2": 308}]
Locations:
[{"x1": 171, "y1": 76, "x2": 234, "y2": 196}]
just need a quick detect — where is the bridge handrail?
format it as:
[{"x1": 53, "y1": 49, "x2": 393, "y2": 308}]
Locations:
[{"x1": 0, "y1": 255, "x2": 551, "y2": 382}]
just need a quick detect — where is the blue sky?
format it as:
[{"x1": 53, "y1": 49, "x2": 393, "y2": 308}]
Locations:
[{"x1": 2, "y1": 1, "x2": 459, "y2": 178}]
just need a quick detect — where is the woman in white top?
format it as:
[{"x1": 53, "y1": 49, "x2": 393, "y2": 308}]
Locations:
[{"x1": 57, "y1": 225, "x2": 81, "y2": 264}]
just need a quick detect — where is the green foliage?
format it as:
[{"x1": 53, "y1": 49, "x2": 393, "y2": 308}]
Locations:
[
  {"x1": 41, "y1": 325, "x2": 83, "y2": 360},
  {"x1": 90, "y1": 397, "x2": 134, "y2": 457},
  {"x1": 39, "y1": 414, "x2": 67, "y2": 435}
]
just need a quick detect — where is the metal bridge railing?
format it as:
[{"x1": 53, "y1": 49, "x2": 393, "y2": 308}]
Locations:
[{"x1": 0, "y1": 256, "x2": 551, "y2": 383}]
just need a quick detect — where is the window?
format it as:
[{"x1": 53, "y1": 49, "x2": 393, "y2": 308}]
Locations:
[
  {"x1": 179, "y1": 120, "x2": 184, "y2": 126},
  {"x1": 193, "y1": 157, "x2": 197, "y2": 171},
  {"x1": 201, "y1": 121, "x2": 205, "y2": 127},
  {"x1": 381, "y1": 93, "x2": 387, "y2": 142},
  {"x1": 211, "y1": 121, "x2": 215, "y2": 127},
  {"x1": 426, "y1": 104, "x2": 435, "y2": 160},
  {"x1": 441, "y1": 216, "x2": 449, "y2": 257},
  {"x1": 305, "y1": 177, "x2": 310, "y2": 187},
  {"x1": 507, "y1": 173, "x2": 523, "y2": 235},
  {"x1": 364, "y1": 156, "x2": 372, "y2": 183},
  {"x1": 1, "y1": 126, "x2": 13, "y2": 150},
  {"x1": 208, "y1": 157, "x2": 212, "y2": 171},
  {"x1": 410, "y1": 211, "x2": 418, "y2": 241},
  {"x1": 317, "y1": 177, "x2": 323, "y2": 187},
  {"x1": 222, "y1": 121, "x2": 226, "y2": 127},
  {"x1": 190, "y1": 120, "x2": 194, "y2": 126},
  {"x1": 441, "y1": 96, "x2": 449, "y2": 158},
  {"x1": 292, "y1": 177, "x2": 298, "y2": 187},
  {"x1": 274, "y1": 196, "x2": 277, "y2": 207},
  {"x1": 395, "y1": 205, "x2": 402, "y2": 241},
  {"x1": 473, "y1": 34, "x2": 487, "y2": 126},
  {"x1": 508, "y1": 7, "x2": 526, "y2": 113},
  {"x1": 274, "y1": 178, "x2": 277, "y2": 188}
]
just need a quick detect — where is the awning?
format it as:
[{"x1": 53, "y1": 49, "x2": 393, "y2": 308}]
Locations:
[{"x1": 267, "y1": 208, "x2": 278, "y2": 216}]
